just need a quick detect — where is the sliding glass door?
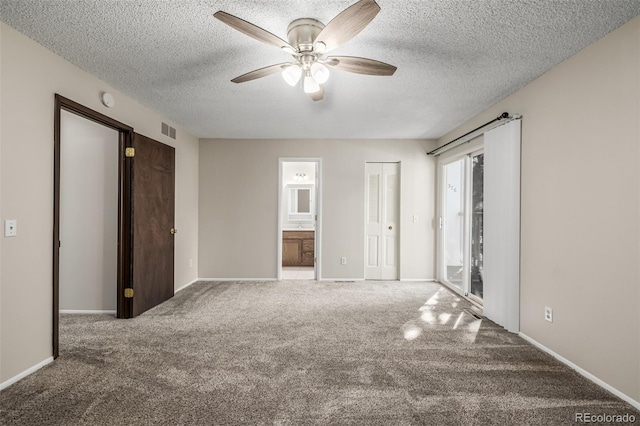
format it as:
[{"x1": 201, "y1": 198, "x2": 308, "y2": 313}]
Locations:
[
  {"x1": 440, "y1": 150, "x2": 484, "y2": 303},
  {"x1": 469, "y1": 152, "x2": 484, "y2": 300},
  {"x1": 443, "y1": 158, "x2": 465, "y2": 289}
]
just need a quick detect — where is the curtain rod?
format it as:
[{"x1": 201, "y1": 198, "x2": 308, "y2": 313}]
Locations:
[{"x1": 427, "y1": 112, "x2": 513, "y2": 156}]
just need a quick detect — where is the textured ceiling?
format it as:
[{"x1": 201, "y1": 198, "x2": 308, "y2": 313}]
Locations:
[{"x1": 1, "y1": 1, "x2": 638, "y2": 139}]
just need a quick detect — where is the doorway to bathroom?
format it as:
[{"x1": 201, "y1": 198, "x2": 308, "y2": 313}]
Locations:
[{"x1": 277, "y1": 159, "x2": 322, "y2": 280}]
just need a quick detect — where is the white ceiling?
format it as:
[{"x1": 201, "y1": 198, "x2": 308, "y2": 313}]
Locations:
[{"x1": 1, "y1": 1, "x2": 638, "y2": 139}]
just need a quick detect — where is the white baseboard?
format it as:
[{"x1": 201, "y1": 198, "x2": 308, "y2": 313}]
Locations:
[
  {"x1": 519, "y1": 332, "x2": 640, "y2": 411},
  {"x1": 320, "y1": 279, "x2": 436, "y2": 282},
  {"x1": 59, "y1": 310, "x2": 116, "y2": 314},
  {"x1": 198, "y1": 278, "x2": 426, "y2": 283},
  {"x1": 198, "y1": 278, "x2": 277, "y2": 282},
  {"x1": 400, "y1": 278, "x2": 436, "y2": 282},
  {"x1": 0, "y1": 357, "x2": 54, "y2": 390},
  {"x1": 320, "y1": 278, "x2": 365, "y2": 282},
  {"x1": 175, "y1": 278, "x2": 200, "y2": 293}
]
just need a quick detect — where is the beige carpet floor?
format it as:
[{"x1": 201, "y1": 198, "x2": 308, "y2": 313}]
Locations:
[{"x1": 1, "y1": 280, "x2": 638, "y2": 425}]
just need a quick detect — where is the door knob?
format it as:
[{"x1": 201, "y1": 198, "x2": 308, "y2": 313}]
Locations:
[
  {"x1": 388, "y1": 226, "x2": 393, "y2": 230},
  {"x1": 170, "y1": 228, "x2": 177, "y2": 235}
]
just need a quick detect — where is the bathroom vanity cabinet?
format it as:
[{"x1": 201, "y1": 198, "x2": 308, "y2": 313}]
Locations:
[{"x1": 283, "y1": 231, "x2": 315, "y2": 267}]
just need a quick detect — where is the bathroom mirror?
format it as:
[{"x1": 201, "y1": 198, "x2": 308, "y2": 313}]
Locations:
[{"x1": 288, "y1": 184, "x2": 314, "y2": 221}]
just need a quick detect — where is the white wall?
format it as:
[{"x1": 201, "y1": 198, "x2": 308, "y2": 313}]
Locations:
[
  {"x1": 60, "y1": 110, "x2": 119, "y2": 311},
  {"x1": 0, "y1": 23, "x2": 199, "y2": 383},
  {"x1": 436, "y1": 17, "x2": 640, "y2": 404},
  {"x1": 199, "y1": 138, "x2": 437, "y2": 280}
]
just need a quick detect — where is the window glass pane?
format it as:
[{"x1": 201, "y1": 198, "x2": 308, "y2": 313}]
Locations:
[
  {"x1": 470, "y1": 153, "x2": 484, "y2": 299},
  {"x1": 444, "y1": 159, "x2": 464, "y2": 288}
]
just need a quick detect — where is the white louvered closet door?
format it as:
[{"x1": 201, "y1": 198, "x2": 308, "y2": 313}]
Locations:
[{"x1": 365, "y1": 162, "x2": 399, "y2": 280}]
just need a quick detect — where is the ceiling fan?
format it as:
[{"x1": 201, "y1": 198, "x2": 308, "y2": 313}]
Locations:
[{"x1": 213, "y1": 0, "x2": 397, "y2": 101}]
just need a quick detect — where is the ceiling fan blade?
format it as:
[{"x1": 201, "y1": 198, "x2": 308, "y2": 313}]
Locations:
[
  {"x1": 310, "y1": 85, "x2": 324, "y2": 102},
  {"x1": 325, "y1": 56, "x2": 396, "y2": 76},
  {"x1": 231, "y1": 63, "x2": 289, "y2": 83},
  {"x1": 314, "y1": 0, "x2": 380, "y2": 53},
  {"x1": 214, "y1": 11, "x2": 294, "y2": 51}
]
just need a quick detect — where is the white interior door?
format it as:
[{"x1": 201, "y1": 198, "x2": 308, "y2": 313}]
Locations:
[{"x1": 365, "y1": 162, "x2": 399, "y2": 280}]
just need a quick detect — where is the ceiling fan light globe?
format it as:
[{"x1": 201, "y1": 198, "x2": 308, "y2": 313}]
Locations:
[
  {"x1": 310, "y1": 62, "x2": 330, "y2": 84},
  {"x1": 282, "y1": 65, "x2": 302, "y2": 86},
  {"x1": 314, "y1": 41, "x2": 327, "y2": 54},
  {"x1": 303, "y1": 75, "x2": 321, "y2": 94}
]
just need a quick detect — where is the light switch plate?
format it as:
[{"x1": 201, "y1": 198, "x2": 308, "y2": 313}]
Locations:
[{"x1": 4, "y1": 219, "x2": 17, "y2": 237}]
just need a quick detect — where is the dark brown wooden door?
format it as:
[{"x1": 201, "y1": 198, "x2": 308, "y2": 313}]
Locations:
[{"x1": 131, "y1": 133, "x2": 175, "y2": 317}]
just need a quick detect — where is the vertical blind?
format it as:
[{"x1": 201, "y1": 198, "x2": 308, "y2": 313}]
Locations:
[{"x1": 483, "y1": 119, "x2": 521, "y2": 333}]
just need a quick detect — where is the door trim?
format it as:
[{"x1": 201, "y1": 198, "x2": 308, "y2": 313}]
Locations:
[
  {"x1": 277, "y1": 158, "x2": 322, "y2": 280},
  {"x1": 53, "y1": 94, "x2": 134, "y2": 358}
]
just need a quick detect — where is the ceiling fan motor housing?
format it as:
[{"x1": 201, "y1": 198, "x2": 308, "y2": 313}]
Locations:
[{"x1": 287, "y1": 18, "x2": 325, "y2": 53}]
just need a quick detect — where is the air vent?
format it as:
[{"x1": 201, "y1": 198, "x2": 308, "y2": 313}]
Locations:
[{"x1": 161, "y1": 122, "x2": 177, "y2": 140}]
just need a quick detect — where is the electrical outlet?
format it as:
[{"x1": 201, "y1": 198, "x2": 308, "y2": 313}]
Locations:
[
  {"x1": 4, "y1": 220, "x2": 17, "y2": 237},
  {"x1": 544, "y1": 306, "x2": 553, "y2": 323},
  {"x1": 340, "y1": 256, "x2": 347, "y2": 265},
  {"x1": 189, "y1": 259, "x2": 193, "y2": 268}
]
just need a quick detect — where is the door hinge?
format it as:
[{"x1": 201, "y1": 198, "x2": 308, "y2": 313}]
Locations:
[
  {"x1": 125, "y1": 147, "x2": 135, "y2": 158},
  {"x1": 124, "y1": 288, "x2": 134, "y2": 298}
]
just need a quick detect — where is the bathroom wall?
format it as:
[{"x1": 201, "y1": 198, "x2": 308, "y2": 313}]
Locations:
[{"x1": 281, "y1": 161, "x2": 316, "y2": 230}]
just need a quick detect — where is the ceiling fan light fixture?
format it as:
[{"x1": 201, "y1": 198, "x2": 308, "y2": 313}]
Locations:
[
  {"x1": 215, "y1": 0, "x2": 396, "y2": 101},
  {"x1": 310, "y1": 62, "x2": 330, "y2": 84},
  {"x1": 314, "y1": 41, "x2": 327, "y2": 53},
  {"x1": 282, "y1": 65, "x2": 302, "y2": 86},
  {"x1": 303, "y1": 74, "x2": 321, "y2": 94}
]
